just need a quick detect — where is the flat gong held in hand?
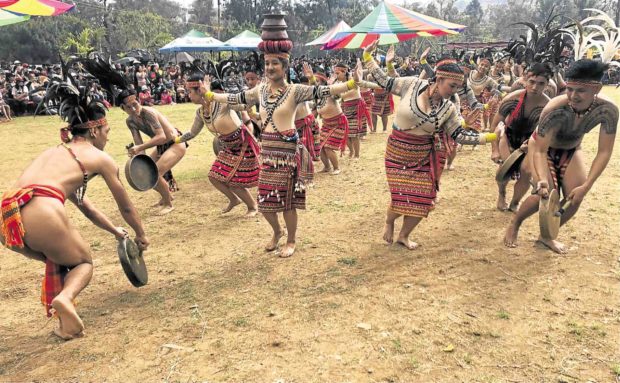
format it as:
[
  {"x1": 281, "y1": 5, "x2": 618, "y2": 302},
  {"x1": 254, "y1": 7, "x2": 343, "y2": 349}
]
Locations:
[{"x1": 117, "y1": 237, "x2": 148, "y2": 287}]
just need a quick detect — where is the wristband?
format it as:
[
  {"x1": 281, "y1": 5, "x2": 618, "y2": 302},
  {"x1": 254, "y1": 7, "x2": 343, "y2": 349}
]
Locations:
[
  {"x1": 483, "y1": 103, "x2": 489, "y2": 111},
  {"x1": 346, "y1": 79, "x2": 358, "y2": 90},
  {"x1": 203, "y1": 91, "x2": 214, "y2": 102},
  {"x1": 483, "y1": 132, "x2": 498, "y2": 142},
  {"x1": 363, "y1": 52, "x2": 373, "y2": 63},
  {"x1": 309, "y1": 76, "x2": 317, "y2": 85},
  {"x1": 460, "y1": 119, "x2": 468, "y2": 129},
  {"x1": 420, "y1": 58, "x2": 427, "y2": 65},
  {"x1": 174, "y1": 136, "x2": 182, "y2": 144},
  {"x1": 387, "y1": 62, "x2": 395, "y2": 71}
]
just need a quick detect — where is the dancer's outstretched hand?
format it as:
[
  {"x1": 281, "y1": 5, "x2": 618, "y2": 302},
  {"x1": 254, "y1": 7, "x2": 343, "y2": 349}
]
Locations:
[
  {"x1": 302, "y1": 62, "x2": 314, "y2": 79},
  {"x1": 386, "y1": 45, "x2": 395, "y2": 64},
  {"x1": 363, "y1": 40, "x2": 379, "y2": 57},
  {"x1": 353, "y1": 59, "x2": 363, "y2": 83}
]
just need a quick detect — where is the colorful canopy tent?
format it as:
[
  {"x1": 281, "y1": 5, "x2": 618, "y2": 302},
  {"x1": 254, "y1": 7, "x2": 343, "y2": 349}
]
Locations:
[
  {"x1": 323, "y1": 1, "x2": 465, "y2": 50},
  {"x1": 0, "y1": 0, "x2": 19, "y2": 7},
  {"x1": 159, "y1": 29, "x2": 225, "y2": 53},
  {"x1": 1, "y1": 0, "x2": 74, "y2": 16},
  {"x1": 0, "y1": 8, "x2": 29, "y2": 26},
  {"x1": 222, "y1": 30, "x2": 261, "y2": 51},
  {"x1": 305, "y1": 20, "x2": 351, "y2": 46}
]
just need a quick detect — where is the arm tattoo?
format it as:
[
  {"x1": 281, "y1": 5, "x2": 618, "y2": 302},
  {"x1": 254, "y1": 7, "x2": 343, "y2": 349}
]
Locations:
[
  {"x1": 450, "y1": 126, "x2": 481, "y2": 145},
  {"x1": 592, "y1": 105, "x2": 619, "y2": 134},
  {"x1": 293, "y1": 84, "x2": 331, "y2": 104},
  {"x1": 143, "y1": 109, "x2": 162, "y2": 132}
]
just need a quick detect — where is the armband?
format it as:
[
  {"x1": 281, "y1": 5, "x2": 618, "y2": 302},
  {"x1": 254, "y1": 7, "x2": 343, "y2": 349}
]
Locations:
[
  {"x1": 203, "y1": 91, "x2": 214, "y2": 102},
  {"x1": 363, "y1": 52, "x2": 373, "y2": 63},
  {"x1": 346, "y1": 79, "x2": 358, "y2": 90}
]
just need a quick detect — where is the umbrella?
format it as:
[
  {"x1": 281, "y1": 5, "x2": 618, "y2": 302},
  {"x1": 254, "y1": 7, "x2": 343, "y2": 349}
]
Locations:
[
  {"x1": 222, "y1": 30, "x2": 261, "y2": 51},
  {"x1": 0, "y1": 8, "x2": 29, "y2": 26},
  {"x1": 306, "y1": 20, "x2": 351, "y2": 46},
  {"x1": 159, "y1": 29, "x2": 225, "y2": 53},
  {"x1": 2, "y1": 0, "x2": 75, "y2": 16},
  {"x1": 323, "y1": 1, "x2": 465, "y2": 50}
]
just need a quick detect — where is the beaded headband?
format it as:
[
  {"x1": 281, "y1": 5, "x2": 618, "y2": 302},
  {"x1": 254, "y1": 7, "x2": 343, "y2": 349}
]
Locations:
[
  {"x1": 60, "y1": 118, "x2": 107, "y2": 143},
  {"x1": 264, "y1": 52, "x2": 290, "y2": 60},
  {"x1": 314, "y1": 73, "x2": 328, "y2": 83},
  {"x1": 436, "y1": 70, "x2": 465, "y2": 82},
  {"x1": 437, "y1": 59, "x2": 457, "y2": 67},
  {"x1": 565, "y1": 79, "x2": 602, "y2": 88}
]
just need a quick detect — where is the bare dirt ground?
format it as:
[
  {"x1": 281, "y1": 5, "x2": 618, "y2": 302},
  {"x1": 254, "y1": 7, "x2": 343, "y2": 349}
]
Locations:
[{"x1": 0, "y1": 88, "x2": 619, "y2": 383}]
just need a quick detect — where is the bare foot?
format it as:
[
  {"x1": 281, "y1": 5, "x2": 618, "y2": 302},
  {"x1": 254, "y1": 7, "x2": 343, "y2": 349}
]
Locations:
[
  {"x1": 383, "y1": 222, "x2": 394, "y2": 244},
  {"x1": 508, "y1": 201, "x2": 519, "y2": 212},
  {"x1": 244, "y1": 208, "x2": 258, "y2": 218},
  {"x1": 396, "y1": 237, "x2": 419, "y2": 250},
  {"x1": 158, "y1": 205, "x2": 175, "y2": 215},
  {"x1": 265, "y1": 230, "x2": 284, "y2": 252},
  {"x1": 320, "y1": 166, "x2": 332, "y2": 173},
  {"x1": 330, "y1": 169, "x2": 341, "y2": 175},
  {"x1": 221, "y1": 198, "x2": 241, "y2": 214},
  {"x1": 279, "y1": 242, "x2": 295, "y2": 258},
  {"x1": 152, "y1": 199, "x2": 164, "y2": 207},
  {"x1": 537, "y1": 237, "x2": 567, "y2": 254},
  {"x1": 497, "y1": 193, "x2": 508, "y2": 211},
  {"x1": 51, "y1": 295, "x2": 84, "y2": 340},
  {"x1": 446, "y1": 163, "x2": 455, "y2": 171},
  {"x1": 503, "y1": 222, "x2": 519, "y2": 248}
]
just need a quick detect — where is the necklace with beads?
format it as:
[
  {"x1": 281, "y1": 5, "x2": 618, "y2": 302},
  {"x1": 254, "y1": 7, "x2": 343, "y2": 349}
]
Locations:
[{"x1": 570, "y1": 96, "x2": 596, "y2": 118}]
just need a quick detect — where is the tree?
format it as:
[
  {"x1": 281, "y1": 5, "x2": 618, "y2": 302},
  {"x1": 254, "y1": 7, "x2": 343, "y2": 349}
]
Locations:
[
  {"x1": 425, "y1": 2, "x2": 440, "y2": 18},
  {"x1": 61, "y1": 27, "x2": 106, "y2": 57},
  {"x1": 465, "y1": 0, "x2": 483, "y2": 22},
  {"x1": 111, "y1": 11, "x2": 175, "y2": 56},
  {"x1": 190, "y1": 0, "x2": 214, "y2": 26}
]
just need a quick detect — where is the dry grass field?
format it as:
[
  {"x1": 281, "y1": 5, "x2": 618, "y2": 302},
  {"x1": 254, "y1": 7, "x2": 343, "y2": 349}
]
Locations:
[{"x1": 0, "y1": 88, "x2": 619, "y2": 383}]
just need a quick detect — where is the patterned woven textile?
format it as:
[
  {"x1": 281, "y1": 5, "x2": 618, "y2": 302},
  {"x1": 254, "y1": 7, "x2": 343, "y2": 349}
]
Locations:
[
  {"x1": 294, "y1": 114, "x2": 321, "y2": 161},
  {"x1": 320, "y1": 113, "x2": 349, "y2": 153},
  {"x1": 0, "y1": 184, "x2": 68, "y2": 317},
  {"x1": 156, "y1": 128, "x2": 187, "y2": 191},
  {"x1": 258, "y1": 130, "x2": 313, "y2": 213},
  {"x1": 385, "y1": 130, "x2": 447, "y2": 217},
  {"x1": 209, "y1": 126, "x2": 260, "y2": 188},
  {"x1": 460, "y1": 101, "x2": 482, "y2": 132},
  {"x1": 342, "y1": 98, "x2": 371, "y2": 137},
  {"x1": 547, "y1": 147, "x2": 576, "y2": 195},
  {"x1": 371, "y1": 92, "x2": 394, "y2": 116},
  {"x1": 361, "y1": 89, "x2": 375, "y2": 112}
]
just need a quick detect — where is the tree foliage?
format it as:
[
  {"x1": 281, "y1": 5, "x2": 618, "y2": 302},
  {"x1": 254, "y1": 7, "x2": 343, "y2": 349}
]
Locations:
[{"x1": 0, "y1": 0, "x2": 614, "y2": 63}]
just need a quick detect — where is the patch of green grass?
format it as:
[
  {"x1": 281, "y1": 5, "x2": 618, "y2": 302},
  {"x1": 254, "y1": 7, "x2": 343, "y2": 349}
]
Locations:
[
  {"x1": 391, "y1": 338, "x2": 403, "y2": 353},
  {"x1": 497, "y1": 310, "x2": 510, "y2": 320},
  {"x1": 611, "y1": 363, "x2": 620, "y2": 376},
  {"x1": 337, "y1": 257, "x2": 357, "y2": 266},
  {"x1": 408, "y1": 356, "x2": 420, "y2": 370},
  {"x1": 234, "y1": 317, "x2": 248, "y2": 327},
  {"x1": 567, "y1": 320, "x2": 584, "y2": 337}
]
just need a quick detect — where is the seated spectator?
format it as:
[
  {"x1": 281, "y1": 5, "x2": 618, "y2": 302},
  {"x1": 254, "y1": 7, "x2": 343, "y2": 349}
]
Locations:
[
  {"x1": 159, "y1": 89, "x2": 174, "y2": 105},
  {"x1": 0, "y1": 88, "x2": 12, "y2": 121},
  {"x1": 11, "y1": 79, "x2": 30, "y2": 116},
  {"x1": 138, "y1": 85, "x2": 154, "y2": 106}
]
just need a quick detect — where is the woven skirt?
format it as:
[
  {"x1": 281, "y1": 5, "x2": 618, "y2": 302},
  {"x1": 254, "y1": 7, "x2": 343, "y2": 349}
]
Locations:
[
  {"x1": 371, "y1": 92, "x2": 394, "y2": 116},
  {"x1": 208, "y1": 126, "x2": 260, "y2": 188},
  {"x1": 385, "y1": 130, "x2": 447, "y2": 218},
  {"x1": 257, "y1": 131, "x2": 313, "y2": 213},
  {"x1": 342, "y1": 98, "x2": 371, "y2": 138},
  {"x1": 319, "y1": 113, "x2": 349, "y2": 152}
]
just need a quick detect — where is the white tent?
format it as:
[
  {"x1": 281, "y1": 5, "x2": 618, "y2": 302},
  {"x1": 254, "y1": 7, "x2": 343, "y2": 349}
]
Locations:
[
  {"x1": 223, "y1": 30, "x2": 261, "y2": 51},
  {"x1": 159, "y1": 29, "x2": 225, "y2": 53},
  {"x1": 305, "y1": 20, "x2": 351, "y2": 46}
]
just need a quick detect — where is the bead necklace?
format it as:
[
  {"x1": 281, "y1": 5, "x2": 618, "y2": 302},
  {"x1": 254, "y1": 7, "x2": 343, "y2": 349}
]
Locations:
[{"x1": 570, "y1": 96, "x2": 597, "y2": 118}]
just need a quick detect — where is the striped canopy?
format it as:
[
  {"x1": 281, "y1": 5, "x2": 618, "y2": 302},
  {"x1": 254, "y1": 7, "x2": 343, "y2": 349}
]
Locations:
[
  {"x1": 0, "y1": 0, "x2": 18, "y2": 7},
  {"x1": 323, "y1": 1, "x2": 465, "y2": 50},
  {"x1": 0, "y1": 8, "x2": 29, "y2": 26},
  {"x1": 1, "y1": 0, "x2": 74, "y2": 16},
  {"x1": 306, "y1": 20, "x2": 351, "y2": 46}
]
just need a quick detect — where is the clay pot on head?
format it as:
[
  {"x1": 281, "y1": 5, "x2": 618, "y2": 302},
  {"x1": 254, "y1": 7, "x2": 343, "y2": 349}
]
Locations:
[{"x1": 261, "y1": 14, "x2": 289, "y2": 40}]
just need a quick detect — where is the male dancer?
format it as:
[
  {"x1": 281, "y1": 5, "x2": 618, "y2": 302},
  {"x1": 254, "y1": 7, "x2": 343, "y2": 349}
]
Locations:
[{"x1": 504, "y1": 60, "x2": 618, "y2": 253}]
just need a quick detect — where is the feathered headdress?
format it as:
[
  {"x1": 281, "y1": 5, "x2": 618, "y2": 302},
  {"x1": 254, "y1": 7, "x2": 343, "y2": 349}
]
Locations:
[
  {"x1": 580, "y1": 8, "x2": 620, "y2": 66},
  {"x1": 508, "y1": 8, "x2": 567, "y2": 67},
  {"x1": 41, "y1": 56, "x2": 109, "y2": 142}
]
